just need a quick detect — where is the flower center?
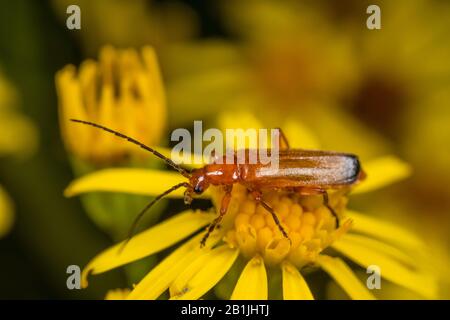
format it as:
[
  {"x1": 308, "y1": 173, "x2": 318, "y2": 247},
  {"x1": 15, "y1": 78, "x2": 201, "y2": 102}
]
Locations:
[{"x1": 219, "y1": 185, "x2": 351, "y2": 268}]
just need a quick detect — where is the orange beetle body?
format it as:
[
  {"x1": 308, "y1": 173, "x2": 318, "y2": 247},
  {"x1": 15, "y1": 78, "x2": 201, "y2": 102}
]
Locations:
[
  {"x1": 190, "y1": 149, "x2": 364, "y2": 194},
  {"x1": 70, "y1": 119, "x2": 365, "y2": 248}
]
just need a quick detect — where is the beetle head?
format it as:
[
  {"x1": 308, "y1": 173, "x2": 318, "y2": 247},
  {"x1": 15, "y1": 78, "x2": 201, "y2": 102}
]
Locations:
[{"x1": 188, "y1": 168, "x2": 210, "y2": 198}]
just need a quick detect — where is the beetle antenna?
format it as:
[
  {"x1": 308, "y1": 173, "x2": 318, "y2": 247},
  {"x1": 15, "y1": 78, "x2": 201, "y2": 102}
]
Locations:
[
  {"x1": 119, "y1": 182, "x2": 190, "y2": 254},
  {"x1": 70, "y1": 119, "x2": 191, "y2": 178}
]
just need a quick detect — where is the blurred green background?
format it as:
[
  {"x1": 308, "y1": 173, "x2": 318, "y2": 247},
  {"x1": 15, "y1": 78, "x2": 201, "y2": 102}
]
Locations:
[{"x1": 0, "y1": 0, "x2": 449, "y2": 299}]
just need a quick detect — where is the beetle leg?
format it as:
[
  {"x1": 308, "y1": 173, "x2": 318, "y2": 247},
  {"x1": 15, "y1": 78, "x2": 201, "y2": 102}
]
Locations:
[
  {"x1": 200, "y1": 185, "x2": 233, "y2": 247},
  {"x1": 296, "y1": 187, "x2": 340, "y2": 229},
  {"x1": 248, "y1": 189, "x2": 291, "y2": 244},
  {"x1": 296, "y1": 187, "x2": 324, "y2": 196},
  {"x1": 322, "y1": 191, "x2": 340, "y2": 229},
  {"x1": 275, "y1": 127, "x2": 290, "y2": 150}
]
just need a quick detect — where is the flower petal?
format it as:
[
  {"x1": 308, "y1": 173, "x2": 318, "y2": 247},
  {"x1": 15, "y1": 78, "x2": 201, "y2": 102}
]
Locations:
[
  {"x1": 217, "y1": 110, "x2": 265, "y2": 149},
  {"x1": 218, "y1": 110, "x2": 264, "y2": 132},
  {"x1": 82, "y1": 210, "x2": 214, "y2": 287},
  {"x1": 301, "y1": 105, "x2": 390, "y2": 160},
  {"x1": 281, "y1": 261, "x2": 314, "y2": 300},
  {"x1": 156, "y1": 146, "x2": 204, "y2": 169},
  {"x1": 338, "y1": 234, "x2": 418, "y2": 268},
  {"x1": 282, "y1": 120, "x2": 321, "y2": 150},
  {"x1": 105, "y1": 288, "x2": 130, "y2": 300},
  {"x1": 318, "y1": 255, "x2": 376, "y2": 300},
  {"x1": 65, "y1": 168, "x2": 209, "y2": 198},
  {"x1": 170, "y1": 245, "x2": 239, "y2": 300},
  {"x1": 353, "y1": 156, "x2": 412, "y2": 194},
  {"x1": 128, "y1": 233, "x2": 220, "y2": 300},
  {"x1": 345, "y1": 210, "x2": 425, "y2": 250},
  {"x1": 332, "y1": 236, "x2": 438, "y2": 299},
  {"x1": 230, "y1": 255, "x2": 268, "y2": 300}
]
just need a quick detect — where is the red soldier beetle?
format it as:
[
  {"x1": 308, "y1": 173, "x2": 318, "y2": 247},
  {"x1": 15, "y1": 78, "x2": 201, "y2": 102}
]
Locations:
[{"x1": 70, "y1": 119, "x2": 365, "y2": 251}]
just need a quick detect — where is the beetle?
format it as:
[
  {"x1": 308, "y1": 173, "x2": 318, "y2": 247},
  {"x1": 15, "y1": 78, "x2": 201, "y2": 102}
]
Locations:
[{"x1": 70, "y1": 119, "x2": 365, "y2": 250}]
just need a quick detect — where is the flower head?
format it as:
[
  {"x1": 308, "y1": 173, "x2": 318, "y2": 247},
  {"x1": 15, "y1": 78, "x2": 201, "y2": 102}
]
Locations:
[
  {"x1": 56, "y1": 45, "x2": 166, "y2": 165},
  {"x1": 221, "y1": 187, "x2": 351, "y2": 268},
  {"x1": 56, "y1": 46, "x2": 168, "y2": 243},
  {"x1": 66, "y1": 118, "x2": 437, "y2": 300}
]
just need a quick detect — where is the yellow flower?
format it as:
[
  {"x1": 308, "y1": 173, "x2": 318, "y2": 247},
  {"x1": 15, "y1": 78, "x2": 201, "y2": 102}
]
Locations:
[
  {"x1": 166, "y1": 0, "x2": 358, "y2": 116},
  {"x1": 56, "y1": 45, "x2": 166, "y2": 165},
  {"x1": 164, "y1": 1, "x2": 391, "y2": 160},
  {"x1": 0, "y1": 70, "x2": 38, "y2": 237},
  {"x1": 65, "y1": 117, "x2": 438, "y2": 300},
  {"x1": 0, "y1": 70, "x2": 38, "y2": 158},
  {"x1": 336, "y1": 0, "x2": 450, "y2": 286},
  {"x1": 55, "y1": 46, "x2": 170, "y2": 252}
]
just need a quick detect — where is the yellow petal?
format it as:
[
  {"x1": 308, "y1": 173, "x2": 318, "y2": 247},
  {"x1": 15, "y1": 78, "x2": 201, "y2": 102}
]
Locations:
[
  {"x1": 82, "y1": 210, "x2": 214, "y2": 287},
  {"x1": 353, "y1": 156, "x2": 412, "y2": 194},
  {"x1": 105, "y1": 288, "x2": 130, "y2": 300},
  {"x1": 331, "y1": 235, "x2": 438, "y2": 299},
  {"x1": 338, "y1": 234, "x2": 418, "y2": 268},
  {"x1": 56, "y1": 65, "x2": 90, "y2": 157},
  {"x1": 217, "y1": 110, "x2": 265, "y2": 149},
  {"x1": 282, "y1": 120, "x2": 321, "y2": 150},
  {"x1": 156, "y1": 146, "x2": 204, "y2": 169},
  {"x1": 218, "y1": 110, "x2": 264, "y2": 133},
  {"x1": 170, "y1": 245, "x2": 239, "y2": 300},
  {"x1": 170, "y1": 249, "x2": 212, "y2": 296},
  {"x1": 345, "y1": 210, "x2": 425, "y2": 251},
  {"x1": 281, "y1": 261, "x2": 314, "y2": 300},
  {"x1": 231, "y1": 255, "x2": 268, "y2": 300},
  {"x1": 128, "y1": 233, "x2": 220, "y2": 300},
  {"x1": 141, "y1": 46, "x2": 166, "y2": 114},
  {"x1": 317, "y1": 255, "x2": 376, "y2": 300},
  {"x1": 300, "y1": 104, "x2": 390, "y2": 160},
  {"x1": 0, "y1": 185, "x2": 14, "y2": 238},
  {"x1": 65, "y1": 168, "x2": 209, "y2": 198}
]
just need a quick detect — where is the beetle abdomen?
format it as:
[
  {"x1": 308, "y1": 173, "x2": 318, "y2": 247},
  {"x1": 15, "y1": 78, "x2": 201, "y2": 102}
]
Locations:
[{"x1": 239, "y1": 150, "x2": 361, "y2": 188}]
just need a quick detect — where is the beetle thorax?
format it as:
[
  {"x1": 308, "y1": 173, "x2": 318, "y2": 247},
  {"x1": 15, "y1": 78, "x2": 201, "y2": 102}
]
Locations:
[{"x1": 201, "y1": 163, "x2": 240, "y2": 186}]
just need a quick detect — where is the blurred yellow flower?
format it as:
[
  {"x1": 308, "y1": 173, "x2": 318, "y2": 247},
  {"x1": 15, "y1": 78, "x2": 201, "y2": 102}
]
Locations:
[
  {"x1": 65, "y1": 116, "x2": 437, "y2": 300},
  {"x1": 221, "y1": 0, "x2": 359, "y2": 105},
  {"x1": 164, "y1": 0, "x2": 391, "y2": 160},
  {"x1": 51, "y1": 0, "x2": 199, "y2": 56},
  {"x1": 0, "y1": 70, "x2": 38, "y2": 237},
  {"x1": 346, "y1": 0, "x2": 450, "y2": 134},
  {"x1": 56, "y1": 45, "x2": 166, "y2": 165},
  {"x1": 338, "y1": 0, "x2": 450, "y2": 272},
  {"x1": 55, "y1": 46, "x2": 170, "y2": 259},
  {"x1": 167, "y1": 0, "x2": 358, "y2": 114},
  {"x1": 0, "y1": 185, "x2": 13, "y2": 238},
  {"x1": 0, "y1": 71, "x2": 38, "y2": 158}
]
